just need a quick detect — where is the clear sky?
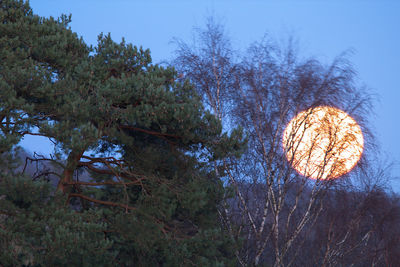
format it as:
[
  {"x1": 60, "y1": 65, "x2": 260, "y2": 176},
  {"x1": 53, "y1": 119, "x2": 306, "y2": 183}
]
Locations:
[{"x1": 24, "y1": 0, "x2": 400, "y2": 189}]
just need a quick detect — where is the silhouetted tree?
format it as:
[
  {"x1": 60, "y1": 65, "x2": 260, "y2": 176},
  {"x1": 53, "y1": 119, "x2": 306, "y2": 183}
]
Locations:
[{"x1": 172, "y1": 17, "x2": 396, "y2": 267}]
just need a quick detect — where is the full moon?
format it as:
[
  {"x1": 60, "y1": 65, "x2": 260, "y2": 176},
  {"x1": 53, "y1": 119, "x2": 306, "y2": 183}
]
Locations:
[{"x1": 282, "y1": 106, "x2": 364, "y2": 180}]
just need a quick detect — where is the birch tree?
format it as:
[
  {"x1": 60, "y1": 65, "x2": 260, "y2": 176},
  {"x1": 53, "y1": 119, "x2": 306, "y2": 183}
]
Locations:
[{"x1": 173, "y1": 18, "x2": 379, "y2": 266}]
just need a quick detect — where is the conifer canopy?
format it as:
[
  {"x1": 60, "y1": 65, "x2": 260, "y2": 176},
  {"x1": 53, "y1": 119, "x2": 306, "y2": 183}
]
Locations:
[{"x1": 0, "y1": 1, "x2": 244, "y2": 265}]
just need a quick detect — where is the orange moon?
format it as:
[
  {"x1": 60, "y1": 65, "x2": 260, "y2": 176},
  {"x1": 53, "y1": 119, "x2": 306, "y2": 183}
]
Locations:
[{"x1": 282, "y1": 106, "x2": 364, "y2": 180}]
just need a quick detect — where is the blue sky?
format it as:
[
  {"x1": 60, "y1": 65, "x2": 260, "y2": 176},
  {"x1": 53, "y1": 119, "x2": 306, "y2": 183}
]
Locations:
[{"x1": 24, "y1": 0, "x2": 400, "y2": 189}]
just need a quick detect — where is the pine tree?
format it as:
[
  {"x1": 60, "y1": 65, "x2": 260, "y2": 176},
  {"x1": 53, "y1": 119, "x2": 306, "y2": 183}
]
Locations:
[{"x1": 0, "y1": 1, "x2": 244, "y2": 265}]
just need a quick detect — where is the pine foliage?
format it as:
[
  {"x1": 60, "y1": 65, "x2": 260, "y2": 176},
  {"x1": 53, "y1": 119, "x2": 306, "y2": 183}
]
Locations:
[{"x1": 0, "y1": 1, "x2": 244, "y2": 265}]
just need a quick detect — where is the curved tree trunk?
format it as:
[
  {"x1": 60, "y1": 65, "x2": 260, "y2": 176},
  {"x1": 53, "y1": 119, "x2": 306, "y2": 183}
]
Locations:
[{"x1": 56, "y1": 149, "x2": 85, "y2": 194}]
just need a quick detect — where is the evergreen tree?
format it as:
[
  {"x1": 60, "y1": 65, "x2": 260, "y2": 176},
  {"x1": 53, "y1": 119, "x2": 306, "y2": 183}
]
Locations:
[{"x1": 0, "y1": 1, "x2": 244, "y2": 265}]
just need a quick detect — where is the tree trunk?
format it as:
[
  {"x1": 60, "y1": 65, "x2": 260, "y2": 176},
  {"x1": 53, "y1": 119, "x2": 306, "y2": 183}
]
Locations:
[{"x1": 56, "y1": 149, "x2": 85, "y2": 193}]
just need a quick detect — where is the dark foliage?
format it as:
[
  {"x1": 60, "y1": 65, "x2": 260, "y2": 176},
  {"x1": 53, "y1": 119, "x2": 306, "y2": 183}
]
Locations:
[{"x1": 0, "y1": 1, "x2": 245, "y2": 266}]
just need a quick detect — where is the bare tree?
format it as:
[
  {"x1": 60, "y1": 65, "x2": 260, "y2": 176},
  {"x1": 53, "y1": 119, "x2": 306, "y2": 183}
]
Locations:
[
  {"x1": 172, "y1": 18, "x2": 246, "y2": 264},
  {"x1": 172, "y1": 16, "x2": 237, "y2": 122},
  {"x1": 172, "y1": 18, "x2": 395, "y2": 267},
  {"x1": 226, "y1": 38, "x2": 374, "y2": 266}
]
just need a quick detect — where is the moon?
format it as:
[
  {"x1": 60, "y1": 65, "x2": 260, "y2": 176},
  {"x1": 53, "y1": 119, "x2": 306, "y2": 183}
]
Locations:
[{"x1": 282, "y1": 106, "x2": 364, "y2": 180}]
